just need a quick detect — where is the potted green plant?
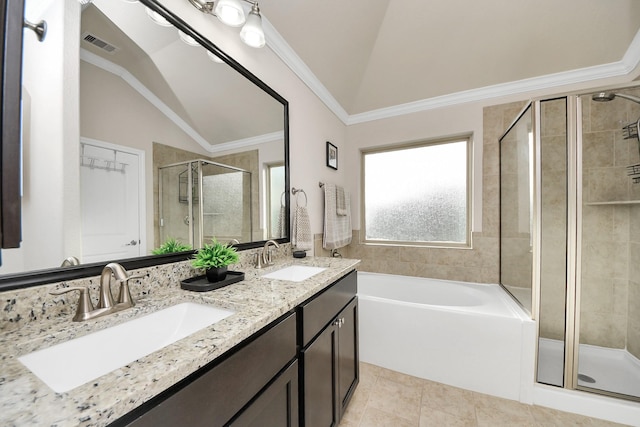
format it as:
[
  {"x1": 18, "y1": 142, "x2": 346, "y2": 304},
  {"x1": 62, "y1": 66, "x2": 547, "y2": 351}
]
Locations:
[
  {"x1": 151, "y1": 238, "x2": 192, "y2": 255},
  {"x1": 191, "y1": 239, "x2": 239, "y2": 282}
]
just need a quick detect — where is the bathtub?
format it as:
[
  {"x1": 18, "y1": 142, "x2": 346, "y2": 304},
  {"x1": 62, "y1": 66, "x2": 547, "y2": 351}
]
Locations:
[{"x1": 358, "y1": 271, "x2": 536, "y2": 402}]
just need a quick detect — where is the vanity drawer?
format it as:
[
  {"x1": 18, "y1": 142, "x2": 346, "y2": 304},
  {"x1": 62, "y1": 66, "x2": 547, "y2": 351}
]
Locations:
[
  {"x1": 124, "y1": 312, "x2": 297, "y2": 427},
  {"x1": 298, "y1": 270, "x2": 357, "y2": 347}
]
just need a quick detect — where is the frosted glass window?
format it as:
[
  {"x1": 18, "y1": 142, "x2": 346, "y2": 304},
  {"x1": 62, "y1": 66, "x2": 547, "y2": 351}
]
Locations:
[{"x1": 363, "y1": 139, "x2": 469, "y2": 246}]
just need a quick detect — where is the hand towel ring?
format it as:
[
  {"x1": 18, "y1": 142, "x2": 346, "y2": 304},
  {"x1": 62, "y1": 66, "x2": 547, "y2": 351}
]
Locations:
[{"x1": 291, "y1": 187, "x2": 307, "y2": 207}]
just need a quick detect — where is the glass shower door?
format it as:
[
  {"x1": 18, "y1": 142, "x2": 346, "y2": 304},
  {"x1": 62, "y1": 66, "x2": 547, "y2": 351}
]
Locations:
[
  {"x1": 499, "y1": 104, "x2": 534, "y2": 312},
  {"x1": 537, "y1": 98, "x2": 569, "y2": 388},
  {"x1": 200, "y1": 161, "x2": 252, "y2": 245},
  {"x1": 158, "y1": 162, "x2": 193, "y2": 248},
  {"x1": 577, "y1": 89, "x2": 640, "y2": 400}
]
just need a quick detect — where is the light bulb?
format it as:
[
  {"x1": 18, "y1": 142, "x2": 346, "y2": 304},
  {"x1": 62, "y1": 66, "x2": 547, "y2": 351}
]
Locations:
[
  {"x1": 214, "y1": 0, "x2": 245, "y2": 27},
  {"x1": 239, "y1": 5, "x2": 265, "y2": 48},
  {"x1": 207, "y1": 50, "x2": 224, "y2": 63},
  {"x1": 146, "y1": 7, "x2": 173, "y2": 27},
  {"x1": 178, "y1": 30, "x2": 199, "y2": 46}
]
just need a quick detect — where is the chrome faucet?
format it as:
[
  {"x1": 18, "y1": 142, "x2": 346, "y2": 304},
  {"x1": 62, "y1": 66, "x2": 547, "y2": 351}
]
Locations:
[
  {"x1": 60, "y1": 256, "x2": 80, "y2": 267},
  {"x1": 263, "y1": 240, "x2": 279, "y2": 266},
  {"x1": 254, "y1": 240, "x2": 280, "y2": 268},
  {"x1": 50, "y1": 263, "x2": 144, "y2": 322}
]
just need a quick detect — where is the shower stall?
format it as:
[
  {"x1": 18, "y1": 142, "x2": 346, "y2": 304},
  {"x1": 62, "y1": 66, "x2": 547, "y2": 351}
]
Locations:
[
  {"x1": 499, "y1": 85, "x2": 640, "y2": 402},
  {"x1": 157, "y1": 159, "x2": 252, "y2": 249}
]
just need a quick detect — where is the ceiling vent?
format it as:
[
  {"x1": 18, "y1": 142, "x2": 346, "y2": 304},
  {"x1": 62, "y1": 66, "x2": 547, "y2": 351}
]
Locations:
[{"x1": 81, "y1": 32, "x2": 119, "y2": 54}]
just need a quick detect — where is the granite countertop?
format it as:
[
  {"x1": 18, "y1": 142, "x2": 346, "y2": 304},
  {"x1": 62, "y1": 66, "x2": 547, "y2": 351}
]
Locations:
[{"x1": 0, "y1": 256, "x2": 360, "y2": 427}]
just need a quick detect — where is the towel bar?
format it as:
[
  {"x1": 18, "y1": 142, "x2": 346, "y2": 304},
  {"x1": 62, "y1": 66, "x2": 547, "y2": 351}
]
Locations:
[{"x1": 291, "y1": 187, "x2": 308, "y2": 207}]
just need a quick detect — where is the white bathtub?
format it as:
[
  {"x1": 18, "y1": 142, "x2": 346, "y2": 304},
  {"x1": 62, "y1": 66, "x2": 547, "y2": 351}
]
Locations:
[{"x1": 358, "y1": 271, "x2": 536, "y2": 402}]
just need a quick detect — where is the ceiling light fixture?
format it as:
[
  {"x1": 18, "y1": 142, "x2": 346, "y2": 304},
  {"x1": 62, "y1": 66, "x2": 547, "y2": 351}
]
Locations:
[
  {"x1": 178, "y1": 30, "x2": 200, "y2": 46},
  {"x1": 146, "y1": 7, "x2": 173, "y2": 27},
  {"x1": 207, "y1": 50, "x2": 225, "y2": 63},
  {"x1": 239, "y1": 3, "x2": 265, "y2": 48},
  {"x1": 186, "y1": 0, "x2": 266, "y2": 48}
]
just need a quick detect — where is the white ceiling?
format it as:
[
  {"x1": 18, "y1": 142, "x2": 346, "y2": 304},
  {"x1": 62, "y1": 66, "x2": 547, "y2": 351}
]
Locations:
[{"x1": 262, "y1": 0, "x2": 640, "y2": 116}]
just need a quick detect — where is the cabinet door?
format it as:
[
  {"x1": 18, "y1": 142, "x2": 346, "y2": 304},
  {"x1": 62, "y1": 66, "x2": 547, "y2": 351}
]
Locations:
[
  {"x1": 122, "y1": 313, "x2": 296, "y2": 427},
  {"x1": 230, "y1": 360, "x2": 299, "y2": 427},
  {"x1": 303, "y1": 322, "x2": 338, "y2": 427},
  {"x1": 337, "y1": 297, "x2": 359, "y2": 418}
]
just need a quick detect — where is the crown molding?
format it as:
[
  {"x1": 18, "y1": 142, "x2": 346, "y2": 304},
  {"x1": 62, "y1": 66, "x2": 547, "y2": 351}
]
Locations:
[
  {"x1": 263, "y1": 21, "x2": 640, "y2": 126},
  {"x1": 263, "y1": 17, "x2": 350, "y2": 124},
  {"x1": 347, "y1": 59, "x2": 635, "y2": 125},
  {"x1": 80, "y1": 48, "x2": 276, "y2": 152},
  {"x1": 206, "y1": 131, "x2": 284, "y2": 153}
]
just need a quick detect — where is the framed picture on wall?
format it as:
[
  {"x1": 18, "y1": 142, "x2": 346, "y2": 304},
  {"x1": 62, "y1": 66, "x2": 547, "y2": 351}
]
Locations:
[{"x1": 326, "y1": 141, "x2": 338, "y2": 170}]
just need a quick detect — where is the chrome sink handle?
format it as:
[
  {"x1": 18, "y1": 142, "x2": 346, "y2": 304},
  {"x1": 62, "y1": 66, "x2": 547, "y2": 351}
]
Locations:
[
  {"x1": 116, "y1": 273, "x2": 145, "y2": 307},
  {"x1": 50, "y1": 286, "x2": 95, "y2": 322}
]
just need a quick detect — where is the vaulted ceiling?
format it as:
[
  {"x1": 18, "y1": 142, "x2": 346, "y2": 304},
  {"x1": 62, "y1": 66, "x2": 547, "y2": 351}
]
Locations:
[{"x1": 262, "y1": 0, "x2": 640, "y2": 116}]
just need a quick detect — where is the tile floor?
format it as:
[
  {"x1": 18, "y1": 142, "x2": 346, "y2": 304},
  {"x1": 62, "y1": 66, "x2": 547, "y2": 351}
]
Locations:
[{"x1": 338, "y1": 362, "x2": 630, "y2": 427}]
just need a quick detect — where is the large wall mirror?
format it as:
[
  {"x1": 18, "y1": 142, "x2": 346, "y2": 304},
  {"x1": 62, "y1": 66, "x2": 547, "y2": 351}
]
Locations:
[{"x1": 0, "y1": 0, "x2": 289, "y2": 290}]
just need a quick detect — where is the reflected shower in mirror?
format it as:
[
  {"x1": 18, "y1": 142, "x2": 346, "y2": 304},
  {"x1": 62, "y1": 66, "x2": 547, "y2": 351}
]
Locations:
[{"x1": 0, "y1": 0, "x2": 289, "y2": 288}]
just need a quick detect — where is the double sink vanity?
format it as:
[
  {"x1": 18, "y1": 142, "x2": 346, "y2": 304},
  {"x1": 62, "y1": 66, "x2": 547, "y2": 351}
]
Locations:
[{"x1": 0, "y1": 255, "x2": 360, "y2": 426}]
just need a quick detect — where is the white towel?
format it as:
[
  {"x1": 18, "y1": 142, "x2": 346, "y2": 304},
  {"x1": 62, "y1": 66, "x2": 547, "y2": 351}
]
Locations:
[
  {"x1": 323, "y1": 184, "x2": 352, "y2": 250},
  {"x1": 276, "y1": 204, "x2": 287, "y2": 238},
  {"x1": 292, "y1": 206, "x2": 312, "y2": 250},
  {"x1": 336, "y1": 186, "x2": 347, "y2": 216}
]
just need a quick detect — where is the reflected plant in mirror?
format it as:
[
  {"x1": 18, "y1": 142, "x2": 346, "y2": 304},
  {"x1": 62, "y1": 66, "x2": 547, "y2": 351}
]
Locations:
[
  {"x1": 0, "y1": 0, "x2": 289, "y2": 289},
  {"x1": 151, "y1": 238, "x2": 193, "y2": 255}
]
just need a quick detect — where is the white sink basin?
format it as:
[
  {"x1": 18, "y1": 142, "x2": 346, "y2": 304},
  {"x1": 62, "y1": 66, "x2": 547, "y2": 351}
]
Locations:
[
  {"x1": 262, "y1": 265, "x2": 326, "y2": 282},
  {"x1": 18, "y1": 302, "x2": 234, "y2": 393}
]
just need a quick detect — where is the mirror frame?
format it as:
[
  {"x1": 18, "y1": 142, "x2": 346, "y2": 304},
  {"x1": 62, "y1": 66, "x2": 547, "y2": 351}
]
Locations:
[{"x1": 0, "y1": 0, "x2": 290, "y2": 291}]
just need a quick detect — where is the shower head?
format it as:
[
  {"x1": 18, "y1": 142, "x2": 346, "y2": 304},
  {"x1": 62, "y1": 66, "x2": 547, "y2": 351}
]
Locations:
[{"x1": 591, "y1": 92, "x2": 640, "y2": 104}]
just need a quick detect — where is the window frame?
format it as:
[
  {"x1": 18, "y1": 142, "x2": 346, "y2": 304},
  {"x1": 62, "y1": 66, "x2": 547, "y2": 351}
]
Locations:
[
  {"x1": 360, "y1": 135, "x2": 473, "y2": 249},
  {"x1": 265, "y1": 162, "x2": 285, "y2": 239}
]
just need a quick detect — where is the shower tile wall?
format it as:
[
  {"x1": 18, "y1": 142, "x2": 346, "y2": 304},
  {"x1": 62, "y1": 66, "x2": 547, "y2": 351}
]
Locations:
[
  {"x1": 336, "y1": 101, "x2": 527, "y2": 286},
  {"x1": 211, "y1": 151, "x2": 260, "y2": 242},
  {"x1": 581, "y1": 90, "x2": 640, "y2": 356}
]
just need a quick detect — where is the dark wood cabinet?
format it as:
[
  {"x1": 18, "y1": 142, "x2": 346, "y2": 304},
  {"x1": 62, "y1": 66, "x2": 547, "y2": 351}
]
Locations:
[
  {"x1": 299, "y1": 271, "x2": 359, "y2": 427},
  {"x1": 230, "y1": 360, "x2": 299, "y2": 427},
  {"x1": 116, "y1": 312, "x2": 297, "y2": 427},
  {"x1": 336, "y1": 298, "x2": 358, "y2": 418},
  {"x1": 303, "y1": 322, "x2": 338, "y2": 427},
  {"x1": 113, "y1": 269, "x2": 358, "y2": 427}
]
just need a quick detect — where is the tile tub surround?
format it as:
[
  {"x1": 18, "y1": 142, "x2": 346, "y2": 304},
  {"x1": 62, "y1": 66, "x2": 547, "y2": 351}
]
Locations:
[
  {"x1": 0, "y1": 253, "x2": 359, "y2": 426},
  {"x1": 318, "y1": 101, "x2": 528, "y2": 286}
]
